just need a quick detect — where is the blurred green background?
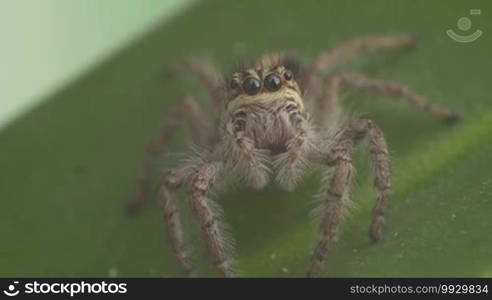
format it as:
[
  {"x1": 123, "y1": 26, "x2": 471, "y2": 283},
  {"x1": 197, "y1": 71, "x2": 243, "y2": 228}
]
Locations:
[
  {"x1": 0, "y1": 0, "x2": 195, "y2": 128},
  {"x1": 1, "y1": 0, "x2": 491, "y2": 277}
]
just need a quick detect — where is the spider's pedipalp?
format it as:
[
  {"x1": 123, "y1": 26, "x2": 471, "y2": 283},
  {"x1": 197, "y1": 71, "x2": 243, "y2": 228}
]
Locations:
[
  {"x1": 274, "y1": 106, "x2": 315, "y2": 190},
  {"x1": 223, "y1": 116, "x2": 271, "y2": 189}
]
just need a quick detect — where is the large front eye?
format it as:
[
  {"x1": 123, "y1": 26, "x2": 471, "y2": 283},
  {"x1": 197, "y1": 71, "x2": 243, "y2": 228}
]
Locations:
[
  {"x1": 243, "y1": 77, "x2": 262, "y2": 95},
  {"x1": 264, "y1": 73, "x2": 282, "y2": 91}
]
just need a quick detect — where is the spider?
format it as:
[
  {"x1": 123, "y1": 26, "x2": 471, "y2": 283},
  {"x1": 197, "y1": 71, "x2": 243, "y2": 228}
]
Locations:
[{"x1": 126, "y1": 35, "x2": 459, "y2": 278}]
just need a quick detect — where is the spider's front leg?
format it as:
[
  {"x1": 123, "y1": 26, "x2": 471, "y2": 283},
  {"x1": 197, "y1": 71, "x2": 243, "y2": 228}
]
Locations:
[
  {"x1": 308, "y1": 145, "x2": 354, "y2": 278},
  {"x1": 160, "y1": 158, "x2": 234, "y2": 278},
  {"x1": 160, "y1": 166, "x2": 197, "y2": 277},
  {"x1": 187, "y1": 160, "x2": 235, "y2": 277},
  {"x1": 307, "y1": 118, "x2": 391, "y2": 277}
]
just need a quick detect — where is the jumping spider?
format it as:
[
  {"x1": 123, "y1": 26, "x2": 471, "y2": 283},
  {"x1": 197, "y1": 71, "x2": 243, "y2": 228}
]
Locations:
[{"x1": 127, "y1": 35, "x2": 459, "y2": 277}]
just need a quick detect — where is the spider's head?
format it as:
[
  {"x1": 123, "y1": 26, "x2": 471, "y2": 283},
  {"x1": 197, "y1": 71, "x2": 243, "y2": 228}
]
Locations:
[{"x1": 226, "y1": 53, "x2": 304, "y2": 113}]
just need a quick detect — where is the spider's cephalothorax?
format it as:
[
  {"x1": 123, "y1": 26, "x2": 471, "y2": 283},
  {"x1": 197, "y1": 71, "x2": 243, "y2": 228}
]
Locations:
[
  {"x1": 127, "y1": 35, "x2": 460, "y2": 277},
  {"x1": 219, "y1": 54, "x2": 317, "y2": 190},
  {"x1": 227, "y1": 55, "x2": 304, "y2": 155}
]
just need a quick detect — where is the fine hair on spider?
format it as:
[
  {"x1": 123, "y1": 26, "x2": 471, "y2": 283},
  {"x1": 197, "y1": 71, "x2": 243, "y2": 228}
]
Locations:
[{"x1": 126, "y1": 34, "x2": 460, "y2": 278}]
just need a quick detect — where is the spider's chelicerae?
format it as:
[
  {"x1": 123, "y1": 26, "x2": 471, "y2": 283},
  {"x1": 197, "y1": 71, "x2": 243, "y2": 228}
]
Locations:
[{"x1": 127, "y1": 35, "x2": 459, "y2": 277}]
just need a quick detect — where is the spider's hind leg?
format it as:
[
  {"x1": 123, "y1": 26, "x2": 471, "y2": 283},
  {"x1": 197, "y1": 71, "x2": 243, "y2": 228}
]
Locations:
[
  {"x1": 312, "y1": 72, "x2": 460, "y2": 128},
  {"x1": 170, "y1": 57, "x2": 225, "y2": 114},
  {"x1": 126, "y1": 96, "x2": 214, "y2": 215},
  {"x1": 343, "y1": 119, "x2": 391, "y2": 242},
  {"x1": 304, "y1": 34, "x2": 418, "y2": 90}
]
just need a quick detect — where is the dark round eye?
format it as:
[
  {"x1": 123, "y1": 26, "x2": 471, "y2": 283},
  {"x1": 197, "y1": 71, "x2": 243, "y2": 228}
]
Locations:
[
  {"x1": 284, "y1": 70, "x2": 293, "y2": 81},
  {"x1": 242, "y1": 77, "x2": 262, "y2": 95},
  {"x1": 229, "y1": 79, "x2": 239, "y2": 90},
  {"x1": 264, "y1": 73, "x2": 282, "y2": 91}
]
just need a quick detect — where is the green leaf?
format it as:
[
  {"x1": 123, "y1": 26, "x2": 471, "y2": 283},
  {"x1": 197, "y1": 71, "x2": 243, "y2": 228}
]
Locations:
[{"x1": 1, "y1": 0, "x2": 491, "y2": 277}]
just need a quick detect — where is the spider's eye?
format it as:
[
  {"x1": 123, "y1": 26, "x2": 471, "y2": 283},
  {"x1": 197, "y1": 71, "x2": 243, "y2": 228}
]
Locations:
[
  {"x1": 242, "y1": 77, "x2": 262, "y2": 95},
  {"x1": 284, "y1": 70, "x2": 293, "y2": 81},
  {"x1": 264, "y1": 73, "x2": 282, "y2": 92},
  {"x1": 229, "y1": 79, "x2": 239, "y2": 90}
]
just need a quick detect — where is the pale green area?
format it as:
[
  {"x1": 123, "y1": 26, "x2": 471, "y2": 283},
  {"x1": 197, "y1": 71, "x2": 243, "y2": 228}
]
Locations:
[
  {"x1": 0, "y1": 0, "x2": 491, "y2": 277},
  {"x1": 0, "y1": 0, "x2": 196, "y2": 128}
]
